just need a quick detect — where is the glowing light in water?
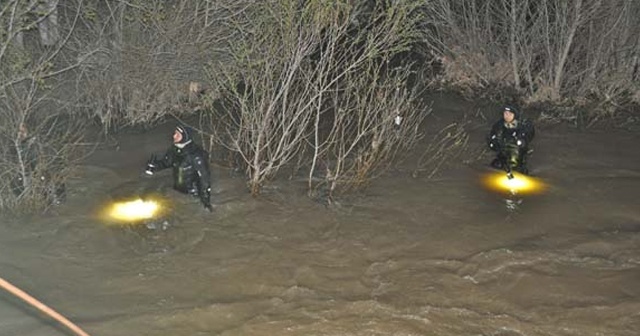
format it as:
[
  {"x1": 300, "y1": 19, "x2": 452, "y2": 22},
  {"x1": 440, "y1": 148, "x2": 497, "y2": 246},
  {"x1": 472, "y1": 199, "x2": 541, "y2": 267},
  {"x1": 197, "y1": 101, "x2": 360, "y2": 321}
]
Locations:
[
  {"x1": 482, "y1": 171, "x2": 547, "y2": 195},
  {"x1": 104, "y1": 198, "x2": 163, "y2": 223}
]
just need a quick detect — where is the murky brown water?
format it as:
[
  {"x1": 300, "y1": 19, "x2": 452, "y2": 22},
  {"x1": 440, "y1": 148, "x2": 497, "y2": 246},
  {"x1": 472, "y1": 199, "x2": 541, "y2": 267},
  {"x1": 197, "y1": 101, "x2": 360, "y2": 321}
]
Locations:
[{"x1": 1, "y1": 95, "x2": 639, "y2": 336}]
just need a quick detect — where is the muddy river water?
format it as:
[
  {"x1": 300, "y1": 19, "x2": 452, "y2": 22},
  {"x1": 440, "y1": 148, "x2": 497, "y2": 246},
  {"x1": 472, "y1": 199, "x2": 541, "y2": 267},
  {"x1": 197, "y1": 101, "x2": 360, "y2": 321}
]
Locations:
[{"x1": 1, "y1": 95, "x2": 638, "y2": 336}]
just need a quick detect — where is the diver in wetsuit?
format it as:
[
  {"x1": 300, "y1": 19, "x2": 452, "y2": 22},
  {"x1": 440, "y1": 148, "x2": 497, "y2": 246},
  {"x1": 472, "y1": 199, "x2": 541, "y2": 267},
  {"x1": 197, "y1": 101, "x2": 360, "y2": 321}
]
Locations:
[
  {"x1": 145, "y1": 125, "x2": 212, "y2": 212},
  {"x1": 487, "y1": 106, "x2": 535, "y2": 175}
]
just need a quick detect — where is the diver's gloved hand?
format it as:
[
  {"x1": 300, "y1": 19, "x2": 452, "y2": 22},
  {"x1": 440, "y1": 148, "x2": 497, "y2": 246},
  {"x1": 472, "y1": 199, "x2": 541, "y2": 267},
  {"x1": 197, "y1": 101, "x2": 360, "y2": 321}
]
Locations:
[
  {"x1": 200, "y1": 187, "x2": 213, "y2": 212},
  {"x1": 489, "y1": 137, "x2": 501, "y2": 151},
  {"x1": 204, "y1": 202, "x2": 213, "y2": 212},
  {"x1": 145, "y1": 155, "x2": 157, "y2": 175}
]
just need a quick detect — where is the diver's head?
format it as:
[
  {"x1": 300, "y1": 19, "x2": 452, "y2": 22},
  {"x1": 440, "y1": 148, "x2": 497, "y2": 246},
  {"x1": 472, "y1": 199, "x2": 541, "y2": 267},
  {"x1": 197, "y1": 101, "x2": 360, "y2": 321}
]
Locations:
[
  {"x1": 502, "y1": 106, "x2": 519, "y2": 123},
  {"x1": 173, "y1": 124, "x2": 193, "y2": 147}
]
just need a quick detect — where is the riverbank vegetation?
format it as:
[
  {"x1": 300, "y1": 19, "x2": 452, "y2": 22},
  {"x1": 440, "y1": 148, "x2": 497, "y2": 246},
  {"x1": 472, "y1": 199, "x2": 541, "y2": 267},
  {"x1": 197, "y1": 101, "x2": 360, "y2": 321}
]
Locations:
[{"x1": 1, "y1": 0, "x2": 638, "y2": 210}]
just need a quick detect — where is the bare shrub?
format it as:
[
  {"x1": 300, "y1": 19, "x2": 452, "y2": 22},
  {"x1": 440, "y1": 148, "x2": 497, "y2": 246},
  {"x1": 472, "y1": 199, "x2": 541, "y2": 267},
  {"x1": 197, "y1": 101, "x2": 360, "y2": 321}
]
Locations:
[
  {"x1": 203, "y1": 0, "x2": 426, "y2": 196},
  {"x1": 0, "y1": 82, "x2": 86, "y2": 212},
  {"x1": 631, "y1": 87, "x2": 640, "y2": 105},
  {"x1": 421, "y1": 1, "x2": 515, "y2": 92},
  {"x1": 203, "y1": 0, "x2": 326, "y2": 195},
  {"x1": 80, "y1": 46, "x2": 182, "y2": 133},
  {"x1": 0, "y1": 0, "x2": 93, "y2": 212},
  {"x1": 420, "y1": 0, "x2": 640, "y2": 115},
  {"x1": 72, "y1": 0, "x2": 232, "y2": 133},
  {"x1": 313, "y1": 63, "x2": 428, "y2": 200},
  {"x1": 413, "y1": 121, "x2": 470, "y2": 179}
]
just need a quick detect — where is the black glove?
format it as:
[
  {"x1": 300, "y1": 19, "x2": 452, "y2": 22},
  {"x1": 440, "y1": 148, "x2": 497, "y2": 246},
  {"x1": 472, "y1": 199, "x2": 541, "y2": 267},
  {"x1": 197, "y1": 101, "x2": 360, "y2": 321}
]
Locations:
[
  {"x1": 145, "y1": 155, "x2": 158, "y2": 175},
  {"x1": 200, "y1": 187, "x2": 212, "y2": 212},
  {"x1": 204, "y1": 203, "x2": 213, "y2": 212},
  {"x1": 489, "y1": 135, "x2": 501, "y2": 151}
]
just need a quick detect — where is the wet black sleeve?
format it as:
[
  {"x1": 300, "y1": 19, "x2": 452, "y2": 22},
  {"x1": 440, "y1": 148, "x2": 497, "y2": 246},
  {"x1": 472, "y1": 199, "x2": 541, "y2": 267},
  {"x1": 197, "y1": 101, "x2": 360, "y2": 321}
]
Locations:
[
  {"x1": 148, "y1": 147, "x2": 175, "y2": 172},
  {"x1": 523, "y1": 120, "x2": 535, "y2": 142},
  {"x1": 487, "y1": 121, "x2": 503, "y2": 150},
  {"x1": 193, "y1": 152, "x2": 212, "y2": 210},
  {"x1": 513, "y1": 120, "x2": 534, "y2": 146},
  {"x1": 193, "y1": 154, "x2": 211, "y2": 192}
]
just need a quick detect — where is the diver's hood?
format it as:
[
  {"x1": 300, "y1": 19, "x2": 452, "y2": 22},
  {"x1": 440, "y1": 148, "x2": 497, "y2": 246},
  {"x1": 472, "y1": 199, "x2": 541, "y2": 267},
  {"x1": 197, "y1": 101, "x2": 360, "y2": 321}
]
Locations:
[
  {"x1": 174, "y1": 125, "x2": 193, "y2": 148},
  {"x1": 503, "y1": 105, "x2": 521, "y2": 120}
]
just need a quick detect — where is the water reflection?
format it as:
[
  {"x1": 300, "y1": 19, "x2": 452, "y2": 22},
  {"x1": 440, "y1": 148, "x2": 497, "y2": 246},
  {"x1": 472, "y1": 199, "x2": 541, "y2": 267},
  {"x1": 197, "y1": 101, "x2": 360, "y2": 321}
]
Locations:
[
  {"x1": 504, "y1": 193, "x2": 524, "y2": 212},
  {"x1": 480, "y1": 170, "x2": 547, "y2": 212},
  {"x1": 481, "y1": 170, "x2": 547, "y2": 196}
]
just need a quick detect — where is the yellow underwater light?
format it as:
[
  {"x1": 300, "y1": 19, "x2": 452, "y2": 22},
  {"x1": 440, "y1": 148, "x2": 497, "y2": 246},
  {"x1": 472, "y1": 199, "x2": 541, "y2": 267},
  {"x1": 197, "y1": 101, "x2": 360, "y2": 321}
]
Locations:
[
  {"x1": 101, "y1": 196, "x2": 167, "y2": 224},
  {"x1": 482, "y1": 170, "x2": 547, "y2": 195}
]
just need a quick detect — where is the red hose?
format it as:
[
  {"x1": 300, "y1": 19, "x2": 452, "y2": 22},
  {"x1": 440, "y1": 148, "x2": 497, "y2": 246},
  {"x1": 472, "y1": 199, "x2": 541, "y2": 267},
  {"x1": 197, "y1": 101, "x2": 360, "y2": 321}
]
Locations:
[{"x1": 0, "y1": 276, "x2": 91, "y2": 336}]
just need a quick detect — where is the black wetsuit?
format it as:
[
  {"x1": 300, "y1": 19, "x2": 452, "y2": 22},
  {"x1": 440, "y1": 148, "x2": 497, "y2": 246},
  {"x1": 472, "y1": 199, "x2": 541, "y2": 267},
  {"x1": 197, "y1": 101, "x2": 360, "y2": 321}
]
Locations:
[
  {"x1": 488, "y1": 118, "x2": 535, "y2": 174},
  {"x1": 148, "y1": 141, "x2": 212, "y2": 210}
]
